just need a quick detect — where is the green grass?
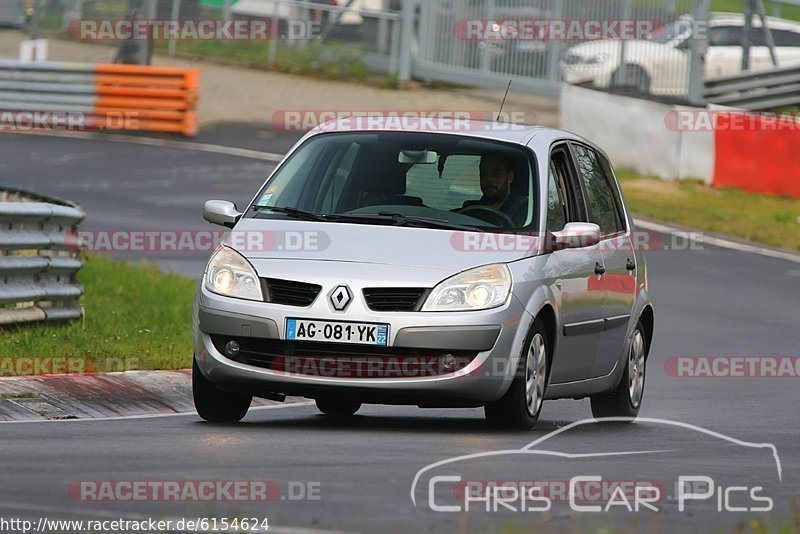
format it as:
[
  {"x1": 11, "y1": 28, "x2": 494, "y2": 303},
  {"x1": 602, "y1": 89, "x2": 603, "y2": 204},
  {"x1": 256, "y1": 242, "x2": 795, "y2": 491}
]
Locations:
[
  {"x1": 155, "y1": 39, "x2": 388, "y2": 86},
  {"x1": 711, "y1": 0, "x2": 800, "y2": 21},
  {"x1": 0, "y1": 255, "x2": 197, "y2": 373},
  {"x1": 618, "y1": 170, "x2": 800, "y2": 251}
]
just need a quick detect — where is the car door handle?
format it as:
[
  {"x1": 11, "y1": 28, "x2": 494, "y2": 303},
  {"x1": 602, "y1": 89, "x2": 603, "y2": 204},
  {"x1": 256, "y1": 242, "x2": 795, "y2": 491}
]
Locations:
[
  {"x1": 594, "y1": 262, "x2": 606, "y2": 276},
  {"x1": 626, "y1": 258, "x2": 636, "y2": 271}
]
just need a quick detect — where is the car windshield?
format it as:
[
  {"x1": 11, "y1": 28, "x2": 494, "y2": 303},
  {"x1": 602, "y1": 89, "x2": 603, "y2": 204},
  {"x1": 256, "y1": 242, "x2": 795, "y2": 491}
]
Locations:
[{"x1": 247, "y1": 132, "x2": 538, "y2": 232}]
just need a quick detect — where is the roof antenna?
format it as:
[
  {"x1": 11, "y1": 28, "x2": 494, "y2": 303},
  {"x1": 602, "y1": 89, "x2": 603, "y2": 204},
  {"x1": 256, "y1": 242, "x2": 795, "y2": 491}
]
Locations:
[{"x1": 496, "y1": 80, "x2": 513, "y2": 122}]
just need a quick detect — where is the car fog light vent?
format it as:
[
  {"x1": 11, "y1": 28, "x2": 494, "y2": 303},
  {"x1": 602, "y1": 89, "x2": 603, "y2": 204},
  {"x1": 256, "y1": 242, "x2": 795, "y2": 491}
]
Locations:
[
  {"x1": 442, "y1": 354, "x2": 457, "y2": 373},
  {"x1": 225, "y1": 340, "x2": 241, "y2": 357}
]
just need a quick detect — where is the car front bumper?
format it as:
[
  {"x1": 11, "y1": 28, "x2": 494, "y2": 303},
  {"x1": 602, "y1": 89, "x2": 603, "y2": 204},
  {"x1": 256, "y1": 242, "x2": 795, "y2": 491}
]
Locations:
[{"x1": 193, "y1": 285, "x2": 534, "y2": 405}]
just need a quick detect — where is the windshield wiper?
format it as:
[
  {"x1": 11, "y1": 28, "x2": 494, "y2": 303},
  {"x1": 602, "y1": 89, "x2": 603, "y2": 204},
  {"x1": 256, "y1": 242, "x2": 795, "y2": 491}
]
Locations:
[
  {"x1": 372, "y1": 212, "x2": 479, "y2": 231},
  {"x1": 253, "y1": 207, "x2": 478, "y2": 230},
  {"x1": 252, "y1": 206, "x2": 329, "y2": 222}
]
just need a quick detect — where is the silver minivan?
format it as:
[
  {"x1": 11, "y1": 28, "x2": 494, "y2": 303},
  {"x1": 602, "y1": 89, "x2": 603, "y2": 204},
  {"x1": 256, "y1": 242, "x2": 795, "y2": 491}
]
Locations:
[{"x1": 193, "y1": 120, "x2": 654, "y2": 429}]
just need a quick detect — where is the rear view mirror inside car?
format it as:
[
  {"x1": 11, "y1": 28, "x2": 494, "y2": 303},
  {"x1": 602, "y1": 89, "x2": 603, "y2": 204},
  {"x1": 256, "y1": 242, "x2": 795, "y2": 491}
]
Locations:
[{"x1": 399, "y1": 150, "x2": 438, "y2": 164}]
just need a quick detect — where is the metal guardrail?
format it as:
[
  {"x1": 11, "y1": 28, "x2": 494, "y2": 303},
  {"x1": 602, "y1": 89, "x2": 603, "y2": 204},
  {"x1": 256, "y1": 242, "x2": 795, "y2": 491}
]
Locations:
[
  {"x1": 0, "y1": 60, "x2": 199, "y2": 136},
  {"x1": 0, "y1": 188, "x2": 85, "y2": 327},
  {"x1": 704, "y1": 65, "x2": 800, "y2": 110}
]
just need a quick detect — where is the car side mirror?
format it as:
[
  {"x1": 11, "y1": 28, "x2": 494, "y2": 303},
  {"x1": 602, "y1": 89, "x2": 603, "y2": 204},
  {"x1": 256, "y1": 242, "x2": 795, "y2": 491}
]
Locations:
[
  {"x1": 203, "y1": 200, "x2": 242, "y2": 229},
  {"x1": 551, "y1": 222, "x2": 601, "y2": 249}
]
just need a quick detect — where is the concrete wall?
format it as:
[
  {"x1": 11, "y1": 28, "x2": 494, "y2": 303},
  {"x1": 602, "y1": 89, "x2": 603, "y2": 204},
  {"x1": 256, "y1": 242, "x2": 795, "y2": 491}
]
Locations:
[{"x1": 559, "y1": 84, "x2": 715, "y2": 184}]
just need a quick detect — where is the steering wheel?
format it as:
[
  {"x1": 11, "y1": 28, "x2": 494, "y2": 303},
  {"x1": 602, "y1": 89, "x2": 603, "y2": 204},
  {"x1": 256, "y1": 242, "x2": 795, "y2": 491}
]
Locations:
[{"x1": 456, "y1": 205, "x2": 516, "y2": 228}]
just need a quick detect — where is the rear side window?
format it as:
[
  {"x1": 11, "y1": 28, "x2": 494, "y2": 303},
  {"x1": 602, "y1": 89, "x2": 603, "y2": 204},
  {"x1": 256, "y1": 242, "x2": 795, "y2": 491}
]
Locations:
[
  {"x1": 709, "y1": 25, "x2": 743, "y2": 46},
  {"x1": 773, "y1": 29, "x2": 800, "y2": 47},
  {"x1": 545, "y1": 162, "x2": 567, "y2": 231},
  {"x1": 572, "y1": 144, "x2": 624, "y2": 235}
]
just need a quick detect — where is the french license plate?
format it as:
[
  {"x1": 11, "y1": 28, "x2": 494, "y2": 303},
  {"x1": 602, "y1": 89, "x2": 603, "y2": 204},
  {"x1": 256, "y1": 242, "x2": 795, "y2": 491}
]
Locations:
[{"x1": 286, "y1": 319, "x2": 389, "y2": 346}]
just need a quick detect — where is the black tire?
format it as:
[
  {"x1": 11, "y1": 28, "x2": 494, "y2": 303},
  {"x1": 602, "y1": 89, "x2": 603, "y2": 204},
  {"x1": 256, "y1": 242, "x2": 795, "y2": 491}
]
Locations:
[
  {"x1": 192, "y1": 358, "x2": 252, "y2": 423},
  {"x1": 614, "y1": 64, "x2": 651, "y2": 94},
  {"x1": 316, "y1": 398, "x2": 361, "y2": 417},
  {"x1": 484, "y1": 318, "x2": 550, "y2": 430},
  {"x1": 590, "y1": 321, "x2": 648, "y2": 421}
]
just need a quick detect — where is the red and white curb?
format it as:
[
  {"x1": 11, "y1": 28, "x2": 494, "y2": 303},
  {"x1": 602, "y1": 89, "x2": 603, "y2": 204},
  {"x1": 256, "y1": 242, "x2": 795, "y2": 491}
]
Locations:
[{"x1": 0, "y1": 370, "x2": 305, "y2": 422}]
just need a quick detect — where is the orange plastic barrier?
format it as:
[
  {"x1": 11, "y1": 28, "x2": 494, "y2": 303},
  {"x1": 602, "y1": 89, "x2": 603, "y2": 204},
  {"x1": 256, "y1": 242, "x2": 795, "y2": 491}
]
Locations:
[{"x1": 93, "y1": 64, "x2": 199, "y2": 136}]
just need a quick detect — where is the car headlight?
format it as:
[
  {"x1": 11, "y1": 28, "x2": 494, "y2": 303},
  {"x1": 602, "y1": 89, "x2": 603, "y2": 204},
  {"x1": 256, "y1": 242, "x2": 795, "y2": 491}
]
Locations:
[
  {"x1": 585, "y1": 53, "x2": 608, "y2": 65},
  {"x1": 205, "y1": 247, "x2": 263, "y2": 301},
  {"x1": 422, "y1": 264, "x2": 512, "y2": 312}
]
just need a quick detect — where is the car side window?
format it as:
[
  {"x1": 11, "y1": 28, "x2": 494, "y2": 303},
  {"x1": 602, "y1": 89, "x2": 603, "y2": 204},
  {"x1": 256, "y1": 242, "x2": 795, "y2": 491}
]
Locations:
[
  {"x1": 546, "y1": 162, "x2": 567, "y2": 231},
  {"x1": 773, "y1": 29, "x2": 800, "y2": 47},
  {"x1": 598, "y1": 152, "x2": 628, "y2": 232},
  {"x1": 549, "y1": 144, "x2": 583, "y2": 225},
  {"x1": 708, "y1": 25, "x2": 742, "y2": 47},
  {"x1": 747, "y1": 26, "x2": 767, "y2": 46},
  {"x1": 572, "y1": 144, "x2": 624, "y2": 236}
]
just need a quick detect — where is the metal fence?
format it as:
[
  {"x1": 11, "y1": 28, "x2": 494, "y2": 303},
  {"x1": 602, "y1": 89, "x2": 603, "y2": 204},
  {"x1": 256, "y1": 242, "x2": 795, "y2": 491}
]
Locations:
[
  {"x1": 231, "y1": 0, "x2": 403, "y2": 76},
  {"x1": 18, "y1": 0, "x2": 800, "y2": 107},
  {"x1": 414, "y1": 0, "x2": 702, "y2": 98},
  {"x1": 0, "y1": 188, "x2": 84, "y2": 327},
  {"x1": 30, "y1": 0, "x2": 403, "y2": 77}
]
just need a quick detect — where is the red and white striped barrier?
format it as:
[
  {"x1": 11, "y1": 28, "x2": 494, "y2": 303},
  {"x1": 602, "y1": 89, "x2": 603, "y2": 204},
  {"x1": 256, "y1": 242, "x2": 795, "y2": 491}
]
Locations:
[{"x1": 561, "y1": 84, "x2": 800, "y2": 199}]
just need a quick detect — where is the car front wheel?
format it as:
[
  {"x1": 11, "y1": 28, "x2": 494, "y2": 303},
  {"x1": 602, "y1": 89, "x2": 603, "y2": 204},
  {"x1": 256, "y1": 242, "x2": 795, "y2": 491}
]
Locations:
[
  {"x1": 485, "y1": 318, "x2": 549, "y2": 430},
  {"x1": 316, "y1": 398, "x2": 362, "y2": 416},
  {"x1": 590, "y1": 322, "x2": 648, "y2": 420},
  {"x1": 193, "y1": 358, "x2": 252, "y2": 423}
]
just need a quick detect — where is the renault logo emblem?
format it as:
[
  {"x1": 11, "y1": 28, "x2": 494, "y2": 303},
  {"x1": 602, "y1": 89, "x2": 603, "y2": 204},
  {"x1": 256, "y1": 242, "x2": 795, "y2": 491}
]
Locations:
[{"x1": 328, "y1": 285, "x2": 353, "y2": 311}]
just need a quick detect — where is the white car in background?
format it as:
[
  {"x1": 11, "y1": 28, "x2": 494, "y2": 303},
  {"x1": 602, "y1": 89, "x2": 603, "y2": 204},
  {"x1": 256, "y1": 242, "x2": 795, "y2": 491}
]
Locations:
[
  {"x1": 233, "y1": 0, "x2": 389, "y2": 27},
  {"x1": 561, "y1": 12, "x2": 800, "y2": 95},
  {"x1": 0, "y1": 0, "x2": 26, "y2": 27}
]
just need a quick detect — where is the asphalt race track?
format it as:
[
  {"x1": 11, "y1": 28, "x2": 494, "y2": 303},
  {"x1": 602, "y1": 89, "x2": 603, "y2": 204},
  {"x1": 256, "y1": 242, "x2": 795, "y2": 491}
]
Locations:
[{"x1": 1, "y1": 127, "x2": 799, "y2": 532}]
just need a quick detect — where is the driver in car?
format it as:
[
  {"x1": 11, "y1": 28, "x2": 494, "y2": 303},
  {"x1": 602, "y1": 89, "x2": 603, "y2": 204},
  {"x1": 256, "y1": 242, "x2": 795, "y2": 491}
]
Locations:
[{"x1": 459, "y1": 153, "x2": 528, "y2": 227}]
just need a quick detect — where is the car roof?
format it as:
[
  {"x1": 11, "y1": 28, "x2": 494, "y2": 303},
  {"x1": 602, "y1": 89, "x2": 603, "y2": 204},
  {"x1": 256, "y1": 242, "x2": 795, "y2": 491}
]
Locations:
[{"x1": 306, "y1": 118, "x2": 594, "y2": 150}]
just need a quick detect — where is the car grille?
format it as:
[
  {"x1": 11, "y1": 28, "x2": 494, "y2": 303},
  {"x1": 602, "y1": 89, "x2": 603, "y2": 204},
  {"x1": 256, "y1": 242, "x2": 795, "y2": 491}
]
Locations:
[
  {"x1": 362, "y1": 288, "x2": 429, "y2": 312},
  {"x1": 211, "y1": 336, "x2": 476, "y2": 379},
  {"x1": 264, "y1": 278, "x2": 322, "y2": 307}
]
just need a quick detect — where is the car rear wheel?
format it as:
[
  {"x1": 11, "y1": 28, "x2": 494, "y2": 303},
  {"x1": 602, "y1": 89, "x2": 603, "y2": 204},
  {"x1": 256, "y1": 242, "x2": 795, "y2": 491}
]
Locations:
[
  {"x1": 590, "y1": 321, "x2": 647, "y2": 421},
  {"x1": 614, "y1": 64, "x2": 651, "y2": 93},
  {"x1": 316, "y1": 398, "x2": 362, "y2": 416},
  {"x1": 484, "y1": 318, "x2": 549, "y2": 430},
  {"x1": 192, "y1": 358, "x2": 252, "y2": 423}
]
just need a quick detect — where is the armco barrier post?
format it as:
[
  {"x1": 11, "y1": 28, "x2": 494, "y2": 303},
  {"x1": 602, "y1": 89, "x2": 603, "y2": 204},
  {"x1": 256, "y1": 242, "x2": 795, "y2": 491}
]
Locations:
[{"x1": 0, "y1": 189, "x2": 85, "y2": 327}]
